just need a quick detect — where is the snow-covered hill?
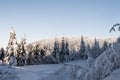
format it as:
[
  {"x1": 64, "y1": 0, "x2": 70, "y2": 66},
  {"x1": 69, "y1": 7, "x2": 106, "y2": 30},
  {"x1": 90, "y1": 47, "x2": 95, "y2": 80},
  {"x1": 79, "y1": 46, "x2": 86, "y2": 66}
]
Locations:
[{"x1": 28, "y1": 36, "x2": 116, "y2": 53}]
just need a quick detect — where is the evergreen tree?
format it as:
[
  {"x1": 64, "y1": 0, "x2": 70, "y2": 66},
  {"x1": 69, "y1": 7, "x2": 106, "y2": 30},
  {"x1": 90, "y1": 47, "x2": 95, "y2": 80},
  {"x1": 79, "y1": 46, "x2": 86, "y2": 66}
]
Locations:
[
  {"x1": 16, "y1": 37, "x2": 27, "y2": 66},
  {"x1": 91, "y1": 38, "x2": 100, "y2": 58},
  {"x1": 4, "y1": 28, "x2": 27, "y2": 66},
  {"x1": 65, "y1": 41, "x2": 69, "y2": 55},
  {"x1": 101, "y1": 41, "x2": 108, "y2": 53},
  {"x1": 85, "y1": 44, "x2": 91, "y2": 57},
  {"x1": 64, "y1": 40, "x2": 69, "y2": 61},
  {"x1": 4, "y1": 27, "x2": 17, "y2": 66},
  {"x1": 53, "y1": 37, "x2": 60, "y2": 63},
  {"x1": 59, "y1": 37, "x2": 66, "y2": 62},
  {"x1": 25, "y1": 44, "x2": 33, "y2": 65},
  {"x1": 79, "y1": 36, "x2": 87, "y2": 59},
  {"x1": 117, "y1": 37, "x2": 120, "y2": 43},
  {"x1": 0, "y1": 47, "x2": 5, "y2": 62},
  {"x1": 31, "y1": 44, "x2": 41, "y2": 64},
  {"x1": 86, "y1": 44, "x2": 94, "y2": 67}
]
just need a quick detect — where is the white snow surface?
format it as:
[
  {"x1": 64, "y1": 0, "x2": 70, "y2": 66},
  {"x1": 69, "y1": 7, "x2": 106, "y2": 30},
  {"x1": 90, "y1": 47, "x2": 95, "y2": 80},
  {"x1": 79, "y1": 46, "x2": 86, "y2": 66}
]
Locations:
[
  {"x1": 0, "y1": 64, "x2": 18, "y2": 80},
  {"x1": 104, "y1": 68, "x2": 120, "y2": 80},
  {"x1": 13, "y1": 60, "x2": 87, "y2": 80},
  {"x1": 13, "y1": 64, "x2": 63, "y2": 80}
]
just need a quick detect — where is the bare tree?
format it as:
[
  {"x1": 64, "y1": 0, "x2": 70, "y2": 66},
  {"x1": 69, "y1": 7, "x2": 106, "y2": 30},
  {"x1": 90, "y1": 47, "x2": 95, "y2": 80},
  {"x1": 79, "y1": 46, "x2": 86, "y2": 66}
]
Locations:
[{"x1": 110, "y1": 23, "x2": 120, "y2": 33}]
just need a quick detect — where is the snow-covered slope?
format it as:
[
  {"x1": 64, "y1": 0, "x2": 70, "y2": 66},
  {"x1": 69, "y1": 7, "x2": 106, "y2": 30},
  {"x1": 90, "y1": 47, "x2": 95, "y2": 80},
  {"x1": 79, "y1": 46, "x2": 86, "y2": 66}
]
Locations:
[
  {"x1": 29, "y1": 36, "x2": 116, "y2": 46},
  {"x1": 104, "y1": 68, "x2": 120, "y2": 80},
  {"x1": 28, "y1": 36, "x2": 116, "y2": 53}
]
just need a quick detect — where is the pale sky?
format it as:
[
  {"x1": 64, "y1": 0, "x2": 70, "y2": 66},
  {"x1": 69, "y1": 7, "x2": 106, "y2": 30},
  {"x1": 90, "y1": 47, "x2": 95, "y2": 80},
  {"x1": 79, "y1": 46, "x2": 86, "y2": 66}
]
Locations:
[{"x1": 0, "y1": 0, "x2": 120, "y2": 47}]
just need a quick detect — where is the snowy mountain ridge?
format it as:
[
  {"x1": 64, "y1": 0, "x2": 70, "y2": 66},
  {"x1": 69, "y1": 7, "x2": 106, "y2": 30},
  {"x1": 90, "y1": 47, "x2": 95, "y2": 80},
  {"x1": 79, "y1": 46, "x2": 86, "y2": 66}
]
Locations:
[
  {"x1": 27, "y1": 36, "x2": 116, "y2": 54},
  {"x1": 29, "y1": 36, "x2": 116, "y2": 46}
]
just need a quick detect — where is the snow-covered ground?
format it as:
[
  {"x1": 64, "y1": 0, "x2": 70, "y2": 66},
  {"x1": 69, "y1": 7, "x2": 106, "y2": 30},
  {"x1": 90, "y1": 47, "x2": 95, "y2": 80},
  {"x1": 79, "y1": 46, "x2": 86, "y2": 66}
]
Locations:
[
  {"x1": 105, "y1": 68, "x2": 120, "y2": 80},
  {"x1": 13, "y1": 64, "x2": 63, "y2": 80},
  {"x1": 0, "y1": 64, "x2": 18, "y2": 80},
  {"x1": 13, "y1": 60, "x2": 87, "y2": 80},
  {"x1": 2, "y1": 57, "x2": 120, "y2": 80}
]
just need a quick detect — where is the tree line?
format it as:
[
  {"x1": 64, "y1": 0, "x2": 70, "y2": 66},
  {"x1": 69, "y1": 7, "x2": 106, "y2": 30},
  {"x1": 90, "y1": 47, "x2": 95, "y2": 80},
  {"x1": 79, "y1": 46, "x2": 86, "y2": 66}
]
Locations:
[{"x1": 0, "y1": 28, "x2": 112, "y2": 66}]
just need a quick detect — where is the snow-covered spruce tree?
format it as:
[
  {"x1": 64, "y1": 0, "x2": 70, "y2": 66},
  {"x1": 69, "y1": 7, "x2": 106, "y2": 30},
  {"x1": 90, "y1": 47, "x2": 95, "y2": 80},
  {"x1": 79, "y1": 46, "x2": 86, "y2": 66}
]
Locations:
[
  {"x1": 79, "y1": 36, "x2": 87, "y2": 60},
  {"x1": 4, "y1": 28, "x2": 27, "y2": 66},
  {"x1": 64, "y1": 40, "x2": 70, "y2": 62},
  {"x1": 0, "y1": 47, "x2": 5, "y2": 63},
  {"x1": 91, "y1": 38, "x2": 101, "y2": 59},
  {"x1": 52, "y1": 37, "x2": 60, "y2": 63},
  {"x1": 86, "y1": 44, "x2": 94, "y2": 68},
  {"x1": 116, "y1": 37, "x2": 120, "y2": 43},
  {"x1": 59, "y1": 37, "x2": 66, "y2": 62},
  {"x1": 31, "y1": 44, "x2": 41, "y2": 65},
  {"x1": 16, "y1": 37, "x2": 27, "y2": 66},
  {"x1": 41, "y1": 45, "x2": 57, "y2": 64},
  {"x1": 4, "y1": 28, "x2": 17, "y2": 66},
  {"x1": 25, "y1": 44, "x2": 33, "y2": 65},
  {"x1": 40, "y1": 46, "x2": 47, "y2": 63},
  {"x1": 101, "y1": 41, "x2": 108, "y2": 53}
]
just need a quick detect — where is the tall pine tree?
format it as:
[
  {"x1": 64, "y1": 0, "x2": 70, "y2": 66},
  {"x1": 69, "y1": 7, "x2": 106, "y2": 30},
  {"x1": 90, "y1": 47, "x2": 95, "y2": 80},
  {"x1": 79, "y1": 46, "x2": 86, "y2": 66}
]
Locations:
[
  {"x1": 86, "y1": 44, "x2": 94, "y2": 67},
  {"x1": 59, "y1": 37, "x2": 66, "y2": 62},
  {"x1": 16, "y1": 36, "x2": 27, "y2": 66},
  {"x1": 91, "y1": 38, "x2": 101, "y2": 58},
  {"x1": 4, "y1": 27, "x2": 17, "y2": 66},
  {"x1": 101, "y1": 41, "x2": 108, "y2": 53},
  {"x1": 64, "y1": 40, "x2": 69, "y2": 62},
  {"x1": 79, "y1": 36, "x2": 87, "y2": 59},
  {"x1": 53, "y1": 37, "x2": 60, "y2": 63}
]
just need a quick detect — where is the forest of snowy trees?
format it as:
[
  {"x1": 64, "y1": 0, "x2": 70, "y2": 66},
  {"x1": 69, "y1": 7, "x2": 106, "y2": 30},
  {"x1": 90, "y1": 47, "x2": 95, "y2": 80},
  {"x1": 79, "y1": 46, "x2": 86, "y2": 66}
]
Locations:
[
  {"x1": 0, "y1": 28, "x2": 114, "y2": 66},
  {"x1": 0, "y1": 28, "x2": 120, "y2": 80}
]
